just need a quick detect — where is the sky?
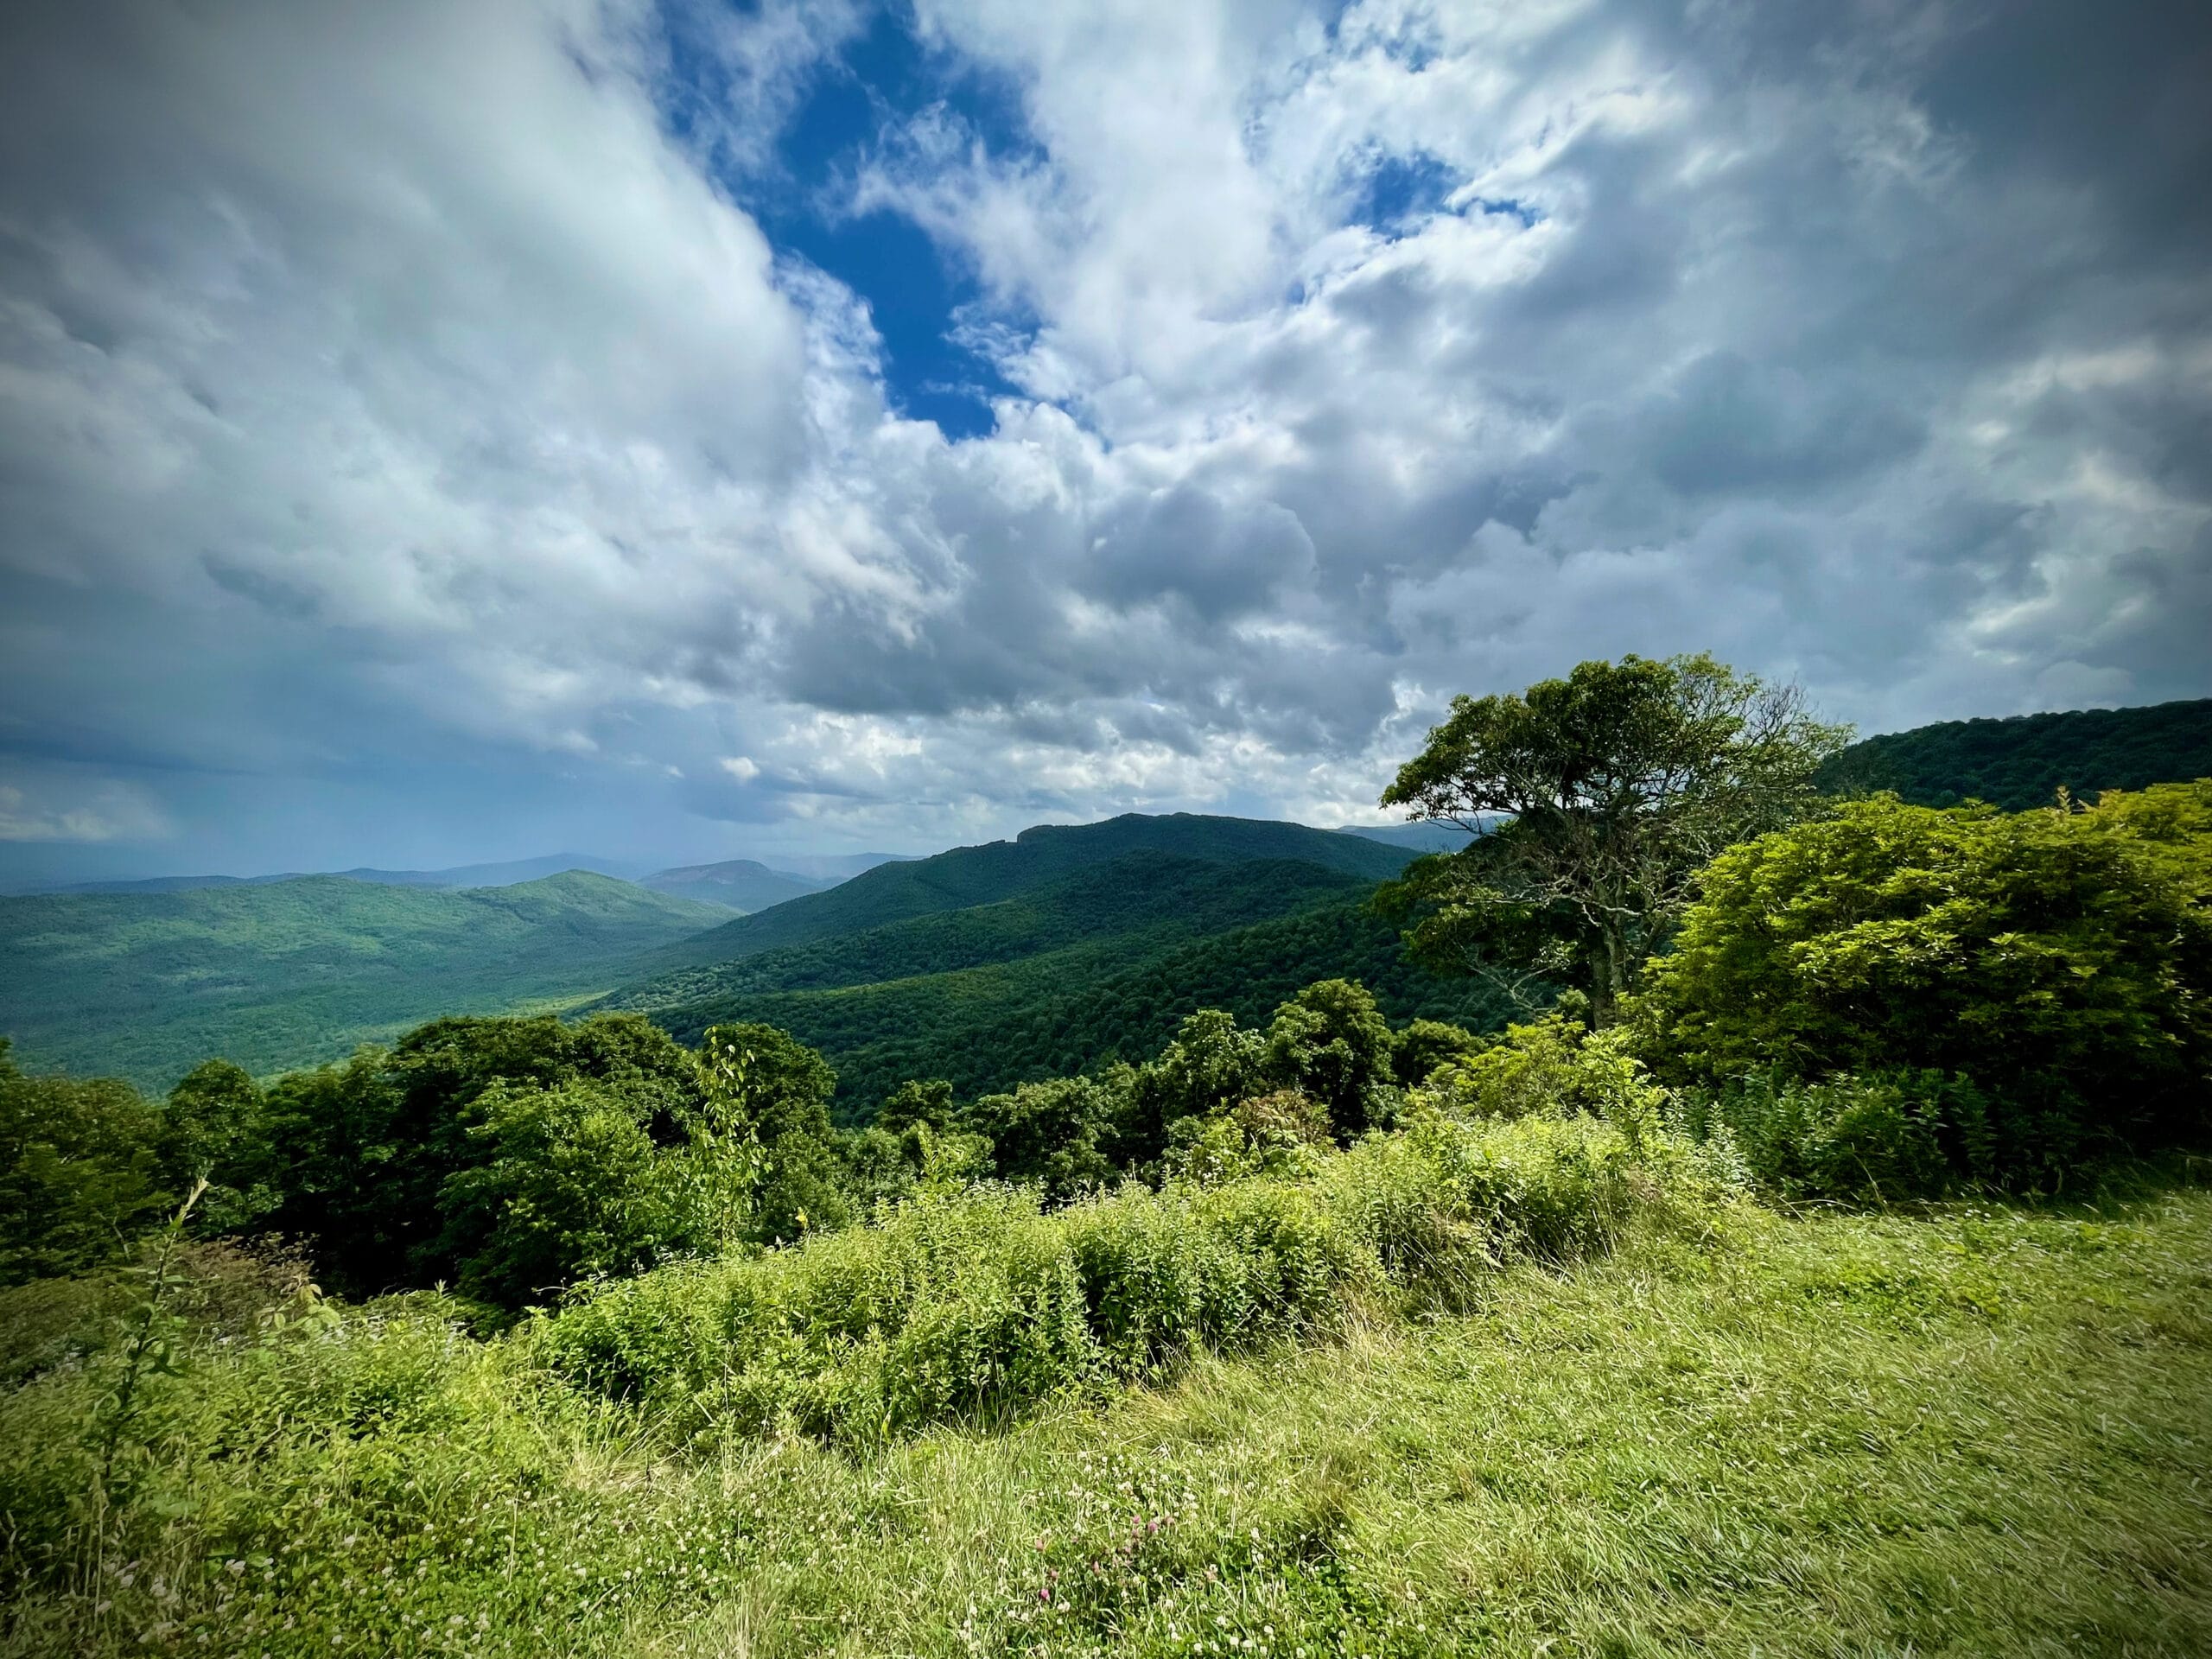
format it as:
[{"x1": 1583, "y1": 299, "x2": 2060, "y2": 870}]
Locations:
[{"x1": 1, "y1": 0, "x2": 2208, "y2": 880}]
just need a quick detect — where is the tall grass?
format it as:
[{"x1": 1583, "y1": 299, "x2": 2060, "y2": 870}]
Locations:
[
  {"x1": 3, "y1": 1182, "x2": 2207, "y2": 1656},
  {"x1": 534, "y1": 1113, "x2": 1702, "y2": 1446}
]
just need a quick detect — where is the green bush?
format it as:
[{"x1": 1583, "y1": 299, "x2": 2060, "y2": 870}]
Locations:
[
  {"x1": 0, "y1": 1041, "x2": 172, "y2": 1286},
  {"x1": 1638, "y1": 787, "x2": 2212, "y2": 1184},
  {"x1": 1669, "y1": 1071, "x2": 1979, "y2": 1203},
  {"x1": 1265, "y1": 979, "x2": 1396, "y2": 1137},
  {"x1": 535, "y1": 1112, "x2": 1697, "y2": 1447}
]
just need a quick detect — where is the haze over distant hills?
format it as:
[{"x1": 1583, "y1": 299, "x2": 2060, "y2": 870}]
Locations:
[
  {"x1": 639, "y1": 859, "x2": 831, "y2": 912},
  {"x1": 1338, "y1": 821, "x2": 1484, "y2": 853},
  {"x1": 0, "y1": 873, "x2": 727, "y2": 1087}
]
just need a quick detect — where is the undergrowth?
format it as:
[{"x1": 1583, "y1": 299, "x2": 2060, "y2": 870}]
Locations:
[{"x1": 3, "y1": 1148, "x2": 2209, "y2": 1656}]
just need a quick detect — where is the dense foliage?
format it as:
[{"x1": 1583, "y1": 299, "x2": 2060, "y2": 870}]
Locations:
[
  {"x1": 628, "y1": 865, "x2": 1505, "y2": 1113},
  {"x1": 1640, "y1": 784, "x2": 2212, "y2": 1190},
  {"x1": 1380, "y1": 653, "x2": 1847, "y2": 1022},
  {"x1": 1818, "y1": 696, "x2": 2212, "y2": 810},
  {"x1": 0, "y1": 872, "x2": 727, "y2": 1089},
  {"x1": 607, "y1": 855, "x2": 1365, "y2": 1019}
]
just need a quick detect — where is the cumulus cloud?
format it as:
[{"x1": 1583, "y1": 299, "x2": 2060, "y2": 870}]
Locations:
[{"x1": 0, "y1": 0, "x2": 2206, "y2": 869}]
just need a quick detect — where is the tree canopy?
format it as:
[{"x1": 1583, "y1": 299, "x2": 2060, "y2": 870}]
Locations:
[
  {"x1": 1379, "y1": 653, "x2": 1847, "y2": 1022},
  {"x1": 1637, "y1": 784, "x2": 2212, "y2": 1180}
]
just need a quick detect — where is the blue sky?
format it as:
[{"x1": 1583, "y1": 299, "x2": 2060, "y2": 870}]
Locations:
[{"x1": 1, "y1": 0, "x2": 2208, "y2": 880}]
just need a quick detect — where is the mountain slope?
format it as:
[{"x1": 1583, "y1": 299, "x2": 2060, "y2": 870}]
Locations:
[
  {"x1": 0, "y1": 873, "x2": 727, "y2": 1088},
  {"x1": 607, "y1": 850, "x2": 1496, "y2": 1114},
  {"x1": 334, "y1": 853, "x2": 648, "y2": 888},
  {"x1": 1338, "y1": 821, "x2": 1483, "y2": 853},
  {"x1": 639, "y1": 813, "x2": 1418, "y2": 975},
  {"x1": 639, "y1": 859, "x2": 830, "y2": 912},
  {"x1": 1818, "y1": 697, "x2": 2212, "y2": 810}
]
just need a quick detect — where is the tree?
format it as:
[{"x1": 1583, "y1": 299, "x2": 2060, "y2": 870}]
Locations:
[
  {"x1": 694, "y1": 1023, "x2": 849, "y2": 1247},
  {"x1": 877, "y1": 1078, "x2": 954, "y2": 1133},
  {"x1": 162, "y1": 1060, "x2": 276, "y2": 1235},
  {"x1": 1637, "y1": 787, "x2": 2212, "y2": 1180},
  {"x1": 0, "y1": 1041, "x2": 170, "y2": 1286},
  {"x1": 961, "y1": 1075, "x2": 1123, "y2": 1202},
  {"x1": 437, "y1": 1079, "x2": 680, "y2": 1310},
  {"x1": 1264, "y1": 979, "x2": 1395, "y2": 1138},
  {"x1": 1380, "y1": 653, "x2": 1847, "y2": 1024},
  {"x1": 255, "y1": 1013, "x2": 705, "y2": 1296},
  {"x1": 1389, "y1": 1019, "x2": 1487, "y2": 1087}
]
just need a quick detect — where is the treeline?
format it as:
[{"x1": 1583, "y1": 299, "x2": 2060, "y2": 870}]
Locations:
[
  {"x1": 648, "y1": 892, "x2": 1513, "y2": 1111},
  {"x1": 1, "y1": 975, "x2": 1489, "y2": 1319},
  {"x1": 1818, "y1": 696, "x2": 2212, "y2": 810}
]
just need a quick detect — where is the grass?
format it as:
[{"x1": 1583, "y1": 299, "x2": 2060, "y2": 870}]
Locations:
[{"x1": 4, "y1": 1180, "x2": 2208, "y2": 1656}]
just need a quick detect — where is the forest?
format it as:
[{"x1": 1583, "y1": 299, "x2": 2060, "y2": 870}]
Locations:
[{"x1": 3, "y1": 658, "x2": 2210, "y2": 1656}]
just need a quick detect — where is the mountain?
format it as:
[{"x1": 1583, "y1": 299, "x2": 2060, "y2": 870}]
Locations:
[
  {"x1": 760, "y1": 851, "x2": 916, "y2": 882},
  {"x1": 1819, "y1": 697, "x2": 2212, "y2": 811},
  {"x1": 3, "y1": 853, "x2": 652, "y2": 897},
  {"x1": 0, "y1": 872, "x2": 727, "y2": 1089},
  {"x1": 638, "y1": 812, "x2": 1421, "y2": 976},
  {"x1": 639, "y1": 859, "x2": 830, "y2": 912},
  {"x1": 602, "y1": 846, "x2": 1495, "y2": 1115},
  {"x1": 334, "y1": 853, "x2": 651, "y2": 888},
  {"x1": 1338, "y1": 821, "x2": 1484, "y2": 853},
  {"x1": 4, "y1": 872, "x2": 289, "y2": 897}
]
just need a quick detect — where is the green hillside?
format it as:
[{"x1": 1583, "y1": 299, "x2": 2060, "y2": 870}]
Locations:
[
  {"x1": 613, "y1": 852, "x2": 1500, "y2": 1113},
  {"x1": 639, "y1": 858, "x2": 828, "y2": 912},
  {"x1": 0, "y1": 872, "x2": 726, "y2": 1089},
  {"x1": 638, "y1": 812, "x2": 1416, "y2": 974},
  {"x1": 1820, "y1": 696, "x2": 2212, "y2": 810}
]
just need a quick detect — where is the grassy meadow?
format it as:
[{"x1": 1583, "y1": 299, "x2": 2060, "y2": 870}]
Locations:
[{"x1": 3, "y1": 1166, "x2": 2208, "y2": 1657}]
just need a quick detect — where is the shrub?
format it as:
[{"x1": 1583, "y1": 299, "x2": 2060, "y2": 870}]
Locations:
[
  {"x1": 962, "y1": 1075, "x2": 1124, "y2": 1202},
  {"x1": 0, "y1": 1042, "x2": 171, "y2": 1286},
  {"x1": 1637, "y1": 788, "x2": 2212, "y2": 1184},
  {"x1": 1390, "y1": 1017, "x2": 1488, "y2": 1086},
  {"x1": 536, "y1": 1112, "x2": 1700, "y2": 1447},
  {"x1": 1416, "y1": 1014, "x2": 1668, "y2": 1133},
  {"x1": 1160, "y1": 1089, "x2": 1332, "y2": 1185},
  {"x1": 435, "y1": 1079, "x2": 685, "y2": 1310},
  {"x1": 1669, "y1": 1071, "x2": 1976, "y2": 1203}
]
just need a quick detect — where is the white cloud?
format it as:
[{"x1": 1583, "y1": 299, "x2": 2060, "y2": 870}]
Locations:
[{"x1": 1, "y1": 0, "x2": 2207, "y2": 868}]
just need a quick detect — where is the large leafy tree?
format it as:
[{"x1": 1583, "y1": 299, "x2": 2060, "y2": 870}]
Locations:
[{"x1": 1379, "y1": 653, "x2": 1847, "y2": 1024}]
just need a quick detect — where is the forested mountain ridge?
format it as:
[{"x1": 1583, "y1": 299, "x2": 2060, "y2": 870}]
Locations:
[
  {"x1": 1819, "y1": 696, "x2": 2212, "y2": 810},
  {"x1": 604, "y1": 853, "x2": 1367, "y2": 1012},
  {"x1": 0, "y1": 871, "x2": 727, "y2": 1088},
  {"x1": 635, "y1": 811, "x2": 1418, "y2": 974},
  {"x1": 613, "y1": 852, "x2": 1496, "y2": 1112}
]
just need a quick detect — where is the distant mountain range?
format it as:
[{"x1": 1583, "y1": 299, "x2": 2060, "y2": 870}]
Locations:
[
  {"x1": 0, "y1": 852, "x2": 647, "y2": 898},
  {"x1": 0, "y1": 872, "x2": 727, "y2": 1087},
  {"x1": 594, "y1": 821, "x2": 1491, "y2": 1114},
  {"x1": 12, "y1": 696, "x2": 2209, "y2": 1098},
  {"x1": 632, "y1": 812, "x2": 1419, "y2": 977},
  {"x1": 639, "y1": 859, "x2": 832, "y2": 912},
  {"x1": 0, "y1": 849, "x2": 910, "y2": 901},
  {"x1": 1337, "y1": 821, "x2": 1485, "y2": 853}
]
